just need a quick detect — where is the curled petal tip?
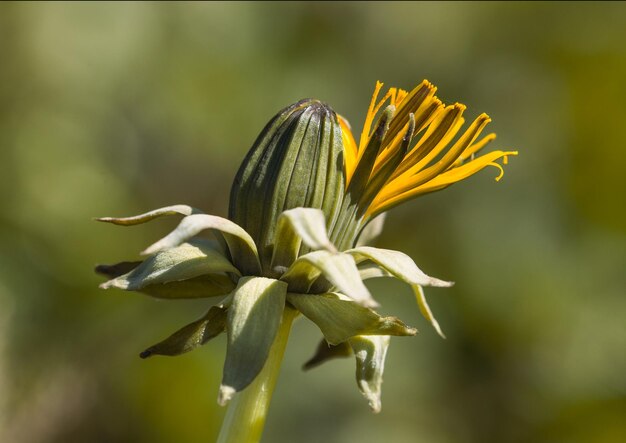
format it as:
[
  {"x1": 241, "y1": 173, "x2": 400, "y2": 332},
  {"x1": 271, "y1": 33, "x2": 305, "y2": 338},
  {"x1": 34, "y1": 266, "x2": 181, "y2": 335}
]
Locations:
[
  {"x1": 140, "y1": 244, "x2": 160, "y2": 256},
  {"x1": 453, "y1": 102, "x2": 467, "y2": 112},
  {"x1": 139, "y1": 349, "x2": 153, "y2": 359},
  {"x1": 358, "y1": 382, "x2": 382, "y2": 413},
  {"x1": 94, "y1": 217, "x2": 114, "y2": 223},
  {"x1": 99, "y1": 279, "x2": 127, "y2": 290},
  {"x1": 218, "y1": 385, "x2": 236, "y2": 407},
  {"x1": 365, "y1": 299, "x2": 381, "y2": 309},
  {"x1": 369, "y1": 400, "x2": 382, "y2": 414},
  {"x1": 433, "y1": 321, "x2": 446, "y2": 340},
  {"x1": 429, "y1": 278, "x2": 454, "y2": 288}
]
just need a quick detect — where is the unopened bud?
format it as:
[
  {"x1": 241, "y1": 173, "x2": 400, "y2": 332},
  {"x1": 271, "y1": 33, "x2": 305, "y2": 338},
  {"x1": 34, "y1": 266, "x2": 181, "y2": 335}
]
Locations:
[{"x1": 229, "y1": 99, "x2": 345, "y2": 273}]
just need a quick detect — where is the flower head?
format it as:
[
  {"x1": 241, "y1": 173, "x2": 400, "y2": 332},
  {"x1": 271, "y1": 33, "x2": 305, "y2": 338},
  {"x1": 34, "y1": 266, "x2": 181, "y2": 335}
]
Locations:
[
  {"x1": 97, "y1": 80, "x2": 516, "y2": 413},
  {"x1": 331, "y1": 80, "x2": 517, "y2": 250}
]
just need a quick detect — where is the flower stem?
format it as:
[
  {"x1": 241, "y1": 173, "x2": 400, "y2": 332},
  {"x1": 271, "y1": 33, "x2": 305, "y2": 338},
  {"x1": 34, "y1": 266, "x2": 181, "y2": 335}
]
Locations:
[{"x1": 216, "y1": 307, "x2": 297, "y2": 443}]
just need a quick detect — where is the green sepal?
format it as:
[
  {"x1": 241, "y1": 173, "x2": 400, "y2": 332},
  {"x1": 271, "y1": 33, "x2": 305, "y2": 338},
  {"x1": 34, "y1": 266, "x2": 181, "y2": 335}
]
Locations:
[
  {"x1": 329, "y1": 106, "x2": 394, "y2": 251},
  {"x1": 349, "y1": 335, "x2": 390, "y2": 413},
  {"x1": 142, "y1": 213, "x2": 261, "y2": 276},
  {"x1": 413, "y1": 284, "x2": 446, "y2": 339},
  {"x1": 347, "y1": 246, "x2": 451, "y2": 337},
  {"x1": 356, "y1": 113, "x2": 415, "y2": 212},
  {"x1": 302, "y1": 339, "x2": 352, "y2": 371},
  {"x1": 139, "y1": 275, "x2": 236, "y2": 299},
  {"x1": 347, "y1": 246, "x2": 453, "y2": 288},
  {"x1": 219, "y1": 277, "x2": 287, "y2": 405},
  {"x1": 96, "y1": 204, "x2": 202, "y2": 225},
  {"x1": 346, "y1": 106, "x2": 394, "y2": 198},
  {"x1": 96, "y1": 261, "x2": 235, "y2": 299},
  {"x1": 281, "y1": 250, "x2": 376, "y2": 307},
  {"x1": 140, "y1": 305, "x2": 227, "y2": 358},
  {"x1": 286, "y1": 292, "x2": 416, "y2": 345},
  {"x1": 386, "y1": 82, "x2": 435, "y2": 150},
  {"x1": 270, "y1": 208, "x2": 336, "y2": 273},
  {"x1": 100, "y1": 240, "x2": 239, "y2": 291}
]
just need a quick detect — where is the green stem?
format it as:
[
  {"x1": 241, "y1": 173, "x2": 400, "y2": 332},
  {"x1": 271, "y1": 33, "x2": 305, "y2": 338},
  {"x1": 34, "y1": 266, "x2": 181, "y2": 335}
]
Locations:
[{"x1": 216, "y1": 307, "x2": 297, "y2": 443}]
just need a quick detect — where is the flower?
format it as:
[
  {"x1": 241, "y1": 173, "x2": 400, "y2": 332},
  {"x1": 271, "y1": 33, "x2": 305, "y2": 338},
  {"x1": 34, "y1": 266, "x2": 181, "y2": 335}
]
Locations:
[
  {"x1": 332, "y1": 80, "x2": 517, "y2": 251},
  {"x1": 96, "y1": 80, "x2": 517, "y2": 413}
]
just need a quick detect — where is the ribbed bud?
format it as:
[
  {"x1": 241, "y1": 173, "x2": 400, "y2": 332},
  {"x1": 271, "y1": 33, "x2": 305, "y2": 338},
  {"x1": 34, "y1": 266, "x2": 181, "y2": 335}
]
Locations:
[{"x1": 229, "y1": 99, "x2": 345, "y2": 274}]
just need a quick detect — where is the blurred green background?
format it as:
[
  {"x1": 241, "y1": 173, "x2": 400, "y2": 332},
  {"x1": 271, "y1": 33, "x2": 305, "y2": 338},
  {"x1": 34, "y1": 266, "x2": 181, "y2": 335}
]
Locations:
[{"x1": 1, "y1": 2, "x2": 625, "y2": 442}]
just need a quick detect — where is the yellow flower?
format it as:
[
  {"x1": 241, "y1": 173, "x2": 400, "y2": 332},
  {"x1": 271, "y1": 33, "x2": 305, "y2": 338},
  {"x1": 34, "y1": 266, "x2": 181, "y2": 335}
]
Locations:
[
  {"x1": 339, "y1": 80, "x2": 518, "y2": 217},
  {"x1": 96, "y1": 80, "x2": 517, "y2": 417}
]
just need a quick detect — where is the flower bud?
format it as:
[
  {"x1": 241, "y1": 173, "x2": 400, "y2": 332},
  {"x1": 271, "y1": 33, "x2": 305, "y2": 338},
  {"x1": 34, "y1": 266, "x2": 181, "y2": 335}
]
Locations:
[{"x1": 229, "y1": 99, "x2": 345, "y2": 273}]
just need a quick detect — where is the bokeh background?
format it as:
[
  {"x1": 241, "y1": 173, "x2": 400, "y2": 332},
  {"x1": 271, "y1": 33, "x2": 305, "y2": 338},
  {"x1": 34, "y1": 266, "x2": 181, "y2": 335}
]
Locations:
[{"x1": 1, "y1": 2, "x2": 625, "y2": 442}]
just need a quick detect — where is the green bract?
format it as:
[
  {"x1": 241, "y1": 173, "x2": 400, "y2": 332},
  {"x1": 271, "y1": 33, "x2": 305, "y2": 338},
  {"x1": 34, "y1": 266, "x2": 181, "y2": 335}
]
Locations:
[
  {"x1": 97, "y1": 203, "x2": 450, "y2": 412},
  {"x1": 97, "y1": 100, "x2": 453, "y2": 413}
]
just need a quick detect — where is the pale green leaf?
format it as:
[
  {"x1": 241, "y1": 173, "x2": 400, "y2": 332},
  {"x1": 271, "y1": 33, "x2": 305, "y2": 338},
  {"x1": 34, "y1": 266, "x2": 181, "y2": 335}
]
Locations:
[
  {"x1": 282, "y1": 250, "x2": 377, "y2": 307},
  {"x1": 100, "y1": 240, "x2": 239, "y2": 291},
  {"x1": 140, "y1": 306, "x2": 227, "y2": 358},
  {"x1": 96, "y1": 204, "x2": 202, "y2": 225},
  {"x1": 142, "y1": 213, "x2": 261, "y2": 276},
  {"x1": 276, "y1": 208, "x2": 336, "y2": 251},
  {"x1": 139, "y1": 274, "x2": 236, "y2": 299},
  {"x1": 347, "y1": 246, "x2": 453, "y2": 287},
  {"x1": 97, "y1": 261, "x2": 235, "y2": 298},
  {"x1": 348, "y1": 247, "x2": 449, "y2": 337},
  {"x1": 271, "y1": 208, "x2": 336, "y2": 271},
  {"x1": 286, "y1": 292, "x2": 416, "y2": 345},
  {"x1": 349, "y1": 335, "x2": 390, "y2": 413},
  {"x1": 219, "y1": 277, "x2": 287, "y2": 405}
]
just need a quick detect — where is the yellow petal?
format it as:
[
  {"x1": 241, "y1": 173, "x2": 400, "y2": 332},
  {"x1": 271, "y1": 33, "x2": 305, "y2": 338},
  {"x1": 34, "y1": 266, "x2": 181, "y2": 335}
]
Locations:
[
  {"x1": 358, "y1": 81, "x2": 385, "y2": 155},
  {"x1": 338, "y1": 114, "x2": 359, "y2": 183},
  {"x1": 368, "y1": 150, "x2": 518, "y2": 215},
  {"x1": 455, "y1": 132, "x2": 497, "y2": 165}
]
